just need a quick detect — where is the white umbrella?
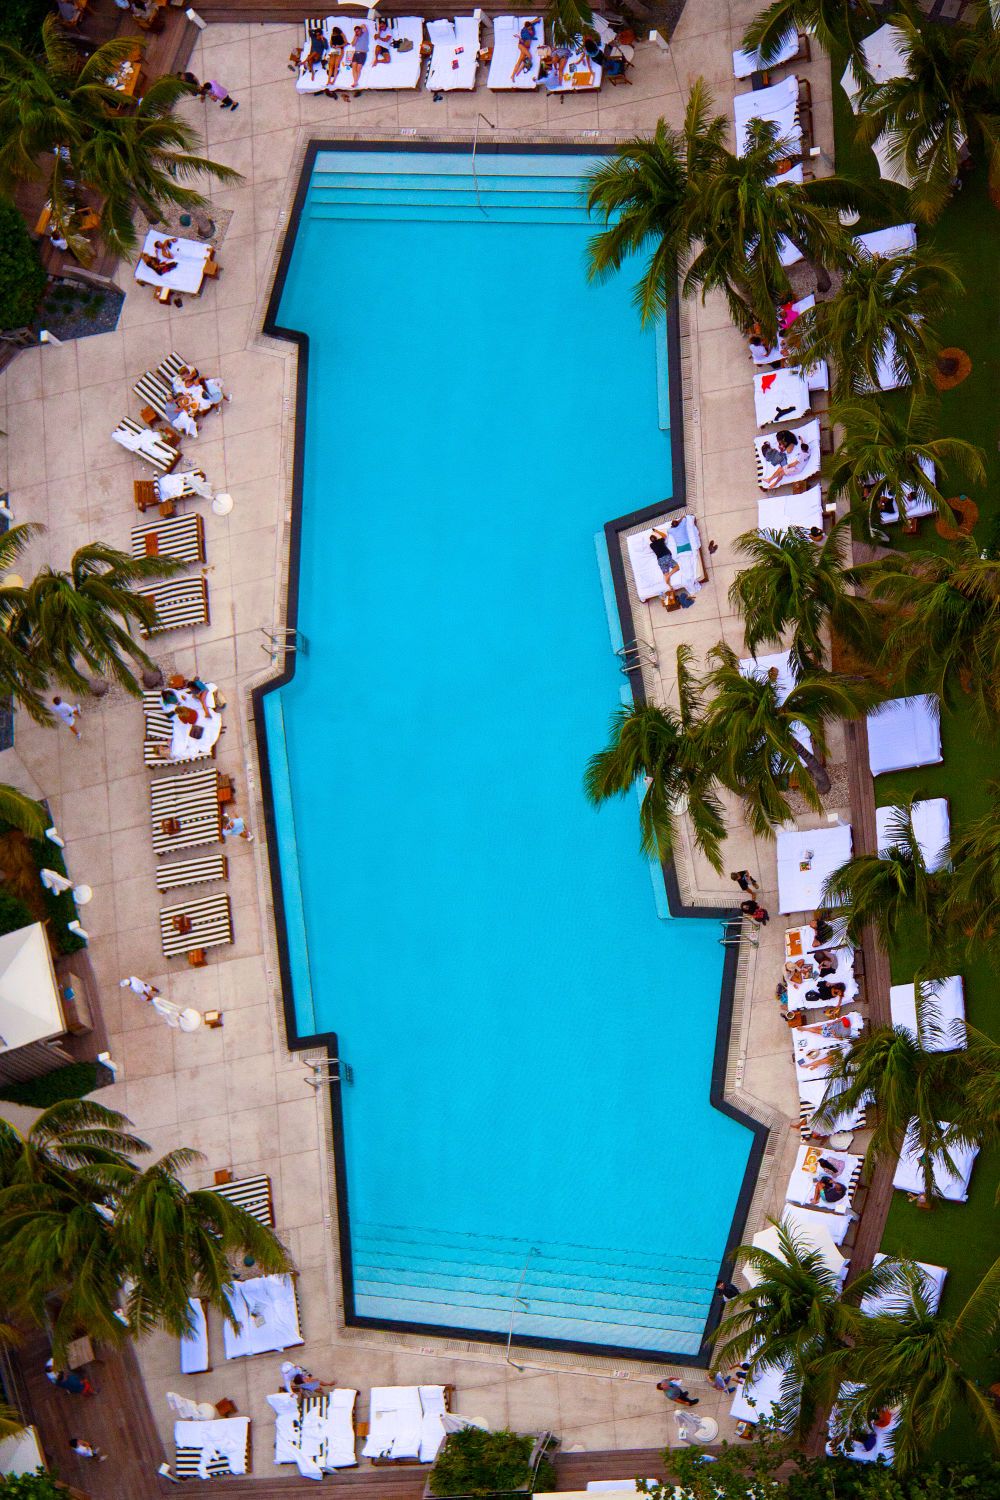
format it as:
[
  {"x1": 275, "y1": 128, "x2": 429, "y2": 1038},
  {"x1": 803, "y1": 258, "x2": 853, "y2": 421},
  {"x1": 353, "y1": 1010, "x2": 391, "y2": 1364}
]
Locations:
[{"x1": 840, "y1": 25, "x2": 909, "y2": 111}]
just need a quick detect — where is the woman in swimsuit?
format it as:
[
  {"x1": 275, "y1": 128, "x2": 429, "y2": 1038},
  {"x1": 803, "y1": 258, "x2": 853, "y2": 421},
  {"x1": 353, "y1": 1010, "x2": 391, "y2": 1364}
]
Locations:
[
  {"x1": 325, "y1": 28, "x2": 347, "y2": 86},
  {"x1": 511, "y1": 18, "x2": 538, "y2": 80}
]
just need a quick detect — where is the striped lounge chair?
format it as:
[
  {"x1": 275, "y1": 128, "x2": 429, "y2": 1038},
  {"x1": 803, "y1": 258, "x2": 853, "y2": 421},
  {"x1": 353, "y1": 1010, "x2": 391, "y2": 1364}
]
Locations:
[
  {"x1": 137, "y1": 576, "x2": 210, "y2": 636},
  {"x1": 133, "y1": 368, "x2": 175, "y2": 424},
  {"x1": 211, "y1": 1174, "x2": 274, "y2": 1226},
  {"x1": 150, "y1": 765, "x2": 222, "y2": 855},
  {"x1": 174, "y1": 1417, "x2": 251, "y2": 1479},
  {"x1": 112, "y1": 416, "x2": 179, "y2": 473},
  {"x1": 157, "y1": 351, "x2": 190, "y2": 386},
  {"x1": 156, "y1": 853, "x2": 228, "y2": 892},
  {"x1": 143, "y1": 690, "x2": 217, "y2": 769},
  {"x1": 131, "y1": 512, "x2": 205, "y2": 564},
  {"x1": 160, "y1": 890, "x2": 233, "y2": 958}
]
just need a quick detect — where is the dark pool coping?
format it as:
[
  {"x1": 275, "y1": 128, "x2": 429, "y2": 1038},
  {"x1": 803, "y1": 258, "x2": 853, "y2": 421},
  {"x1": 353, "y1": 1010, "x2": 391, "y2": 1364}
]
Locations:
[{"x1": 252, "y1": 137, "x2": 769, "y2": 1368}]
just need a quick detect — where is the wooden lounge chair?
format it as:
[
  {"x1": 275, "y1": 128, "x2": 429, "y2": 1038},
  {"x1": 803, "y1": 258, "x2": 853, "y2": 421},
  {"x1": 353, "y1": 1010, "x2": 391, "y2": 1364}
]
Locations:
[
  {"x1": 210, "y1": 1173, "x2": 274, "y2": 1226},
  {"x1": 137, "y1": 576, "x2": 210, "y2": 636},
  {"x1": 112, "y1": 416, "x2": 179, "y2": 473},
  {"x1": 150, "y1": 766, "x2": 223, "y2": 855},
  {"x1": 131, "y1": 512, "x2": 205, "y2": 565},
  {"x1": 156, "y1": 853, "x2": 228, "y2": 892},
  {"x1": 160, "y1": 891, "x2": 233, "y2": 958}
]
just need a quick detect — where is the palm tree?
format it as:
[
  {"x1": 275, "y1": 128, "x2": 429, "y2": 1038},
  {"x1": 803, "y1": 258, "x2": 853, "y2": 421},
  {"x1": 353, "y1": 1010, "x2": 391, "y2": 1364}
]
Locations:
[
  {"x1": 112, "y1": 1150, "x2": 290, "y2": 1339},
  {"x1": 712, "y1": 1221, "x2": 906, "y2": 1435},
  {"x1": 0, "y1": 20, "x2": 241, "y2": 259},
  {"x1": 943, "y1": 781, "x2": 1000, "y2": 945},
  {"x1": 584, "y1": 645, "x2": 727, "y2": 872},
  {"x1": 822, "y1": 1256, "x2": 1000, "y2": 1469},
  {"x1": 10, "y1": 543, "x2": 182, "y2": 697},
  {"x1": 827, "y1": 395, "x2": 986, "y2": 536},
  {"x1": 728, "y1": 522, "x2": 878, "y2": 676},
  {"x1": 854, "y1": 6, "x2": 1000, "y2": 222},
  {"x1": 702, "y1": 644, "x2": 875, "y2": 833},
  {"x1": 0, "y1": 1100, "x2": 290, "y2": 1357},
  {"x1": 859, "y1": 540, "x2": 1000, "y2": 732},
  {"x1": 0, "y1": 785, "x2": 54, "y2": 840},
  {"x1": 546, "y1": 0, "x2": 593, "y2": 47},
  {"x1": 820, "y1": 796, "x2": 953, "y2": 954},
  {"x1": 0, "y1": 523, "x2": 53, "y2": 724},
  {"x1": 584, "y1": 84, "x2": 870, "y2": 342},
  {"x1": 740, "y1": 0, "x2": 874, "y2": 73},
  {"x1": 785, "y1": 248, "x2": 963, "y2": 397},
  {"x1": 813, "y1": 1024, "x2": 964, "y2": 1195}
]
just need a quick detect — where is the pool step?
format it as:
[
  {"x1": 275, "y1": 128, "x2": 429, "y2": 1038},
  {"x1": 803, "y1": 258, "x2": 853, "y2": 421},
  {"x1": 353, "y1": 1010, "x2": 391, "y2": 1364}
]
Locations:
[
  {"x1": 351, "y1": 1222, "x2": 718, "y2": 1356},
  {"x1": 306, "y1": 166, "x2": 592, "y2": 226}
]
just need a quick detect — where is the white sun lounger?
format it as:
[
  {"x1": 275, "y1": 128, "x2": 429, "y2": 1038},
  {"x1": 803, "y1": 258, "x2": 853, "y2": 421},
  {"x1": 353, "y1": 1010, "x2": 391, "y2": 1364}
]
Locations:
[
  {"x1": 625, "y1": 518, "x2": 708, "y2": 602},
  {"x1": 757, "y1": 483, "x2": 823, "y2": 533},
  {"x1": 862, "y1": 1253, "x2": 947, "y2": 1316},
  {"x1": 793, "y1": 1031, "x2": 852, "y2": 1085},
  {"x1": 785, "y1": 943, "x2": 857, "y2": 1010},
  {"x1": 327, "y1": 16, "x2": 425, "y2": 91},
  {"x1": 730, "y1": 1355, "x2": 791, "y2": 1425},
  {"x1": 488, "y1": 15, "x2": 543, "y2": 88},
  {"x1": 785, "y1": 1142, "x2": 862, "y2": 1214},
  {"x1": 174, "y1": 1417, "x2": 251, "y2": 1479},
  {"x1": 892, "y1": 1118, "x2": 978, "y2": 1202},
  {"x1": 867, "y1": 695, "x2": 942, "y2": 776},
  {"x1": 876, "y1": 797, "x2": 950, "y2": 871},
  {"x1": 134, "y1": 231, "x2": 212, "y2": 295},
  {"x1": 755, "y1": 418, "x2": 821, "y2": 491},
  {"x1": 753, "y1": 367, "x2": 811, "y2": 428},
  {"x1": 776, "y1": 822, "x2": 853, "y2": 913},
  {"x1": 739, "y1": 648, "x2": 812, "y2": 753},
  {"x1": 270, "y1": 1389, "x2": 358, "y2": 1477},
  {"x1": 733, "y1": 26, "x2": 799, "y2": 78},
  {"x1": 180, "y1": 1296, "x2": 210, "y2": 1374},
  {"x1": 799, "y1": 1072, "x2": 869, "y2": 1137},
  {"x1": 889, "y1": 975, "x2": 965, "y2": 1051},
  {"x1": 855, "y1": 222, "x2": 917, "y2": 260},
  {"x1": 874, "y1": 456, "x2": 936, "y2": 523},
  {"x1": 734, "y1": 75, "x2": 800, "y2": 155},
  {"x1": 426, "y1": 14, "x2": 482, "y2": 89},
  {"x1": 223, "y1": 1274, "x2": 304, "y2": 1360},
  {"x1": 160, "y1": 891, "x2": 233, "y2": 959}
]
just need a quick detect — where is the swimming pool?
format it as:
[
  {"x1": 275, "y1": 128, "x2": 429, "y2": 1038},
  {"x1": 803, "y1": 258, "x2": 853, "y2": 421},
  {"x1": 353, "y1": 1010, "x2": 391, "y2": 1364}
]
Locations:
[{"x1": 260, "y1": 147, "x2": 758, "y2": 1357}]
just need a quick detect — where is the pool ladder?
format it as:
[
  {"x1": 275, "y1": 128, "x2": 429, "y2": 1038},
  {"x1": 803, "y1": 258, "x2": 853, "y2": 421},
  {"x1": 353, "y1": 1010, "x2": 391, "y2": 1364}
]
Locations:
[
  {"x1": 304, "y1": 1057, "x2": 354, "y2": 1088},
  {"x1": 719, "y1": 918, "x2": 757, "y2": 949},
  {"x1": 617, "y1": 637, "x2": 657, "y2": 676},
  {"x1": 260, "y1": 624, "x2": 306, "y2": 662}
]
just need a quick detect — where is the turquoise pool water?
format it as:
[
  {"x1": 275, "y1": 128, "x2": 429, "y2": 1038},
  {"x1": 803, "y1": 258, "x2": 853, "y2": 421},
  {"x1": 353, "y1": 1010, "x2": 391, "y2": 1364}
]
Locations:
[{"x1": 263, "y1": 150, "x2": 754, "y2": 1355}]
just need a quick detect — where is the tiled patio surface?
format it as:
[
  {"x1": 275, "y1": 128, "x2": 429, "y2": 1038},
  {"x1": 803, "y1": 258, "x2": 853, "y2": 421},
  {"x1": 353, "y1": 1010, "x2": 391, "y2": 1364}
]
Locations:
[{"x1": 0, "y1": 0, "x2": 849, "y2": 1483}]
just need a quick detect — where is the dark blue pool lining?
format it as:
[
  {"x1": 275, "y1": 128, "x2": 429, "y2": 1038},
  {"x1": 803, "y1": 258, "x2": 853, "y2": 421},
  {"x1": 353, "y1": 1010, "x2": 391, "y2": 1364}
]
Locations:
[{"x1": 253, "y1": 138, "x2": 769, "y2": 1368}]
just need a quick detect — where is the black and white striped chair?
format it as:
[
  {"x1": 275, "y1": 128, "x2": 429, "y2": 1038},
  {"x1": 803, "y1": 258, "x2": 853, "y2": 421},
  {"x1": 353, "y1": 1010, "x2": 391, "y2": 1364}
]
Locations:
[
  {"x1": 133, "y1": 368, "x2": 175, "y2": 423},
  {"x1": 799, "y1": 1100, "x2": 868, "y2": 1142},
  {"x1": 160, "y1": 890, "x2": 233, "y2": 958},
  {"x1": 174, "y1": 1418, "x2": 252, "y2": 1480},
  {"x1": 156, "y1": 852, "x2": 228, "y2": 892},
  {"x1": 137, "y1": 576, "x2": 210, "y2": 636},
  {"x1": 131, "y1": 512, "x2": 205, "y2": 565},
  {"x1": 211, "y1": 1173, "x2": 274, "y2": 1226},
  {"x1": 111, "y1": 417, "x2": 179, "y2": 473},
  {"x1": 143, "y1": 690, "x2": 216, "y2": 768},
  {"x1": 157, "y1": 351, "x2": 190, "y2": 386},
  {"x1": 150, "y1": 765, "x2": 222, "y2": 855}
]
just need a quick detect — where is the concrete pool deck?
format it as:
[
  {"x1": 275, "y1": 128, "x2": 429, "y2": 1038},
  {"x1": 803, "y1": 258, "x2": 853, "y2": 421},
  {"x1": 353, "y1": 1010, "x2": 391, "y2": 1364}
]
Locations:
[{"x1": 0, "y1": 0, "x2": 846, "y2": 1478}]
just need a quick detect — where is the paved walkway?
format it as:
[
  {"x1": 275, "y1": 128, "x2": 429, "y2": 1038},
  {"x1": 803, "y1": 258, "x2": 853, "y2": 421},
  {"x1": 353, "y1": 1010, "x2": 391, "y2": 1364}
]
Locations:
[{"x1": 0, "y1": 0, "x2": 863, "y2": 1485}]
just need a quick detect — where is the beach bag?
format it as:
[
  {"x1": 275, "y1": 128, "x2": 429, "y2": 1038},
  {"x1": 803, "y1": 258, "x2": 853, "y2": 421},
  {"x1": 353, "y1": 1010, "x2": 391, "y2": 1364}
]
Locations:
[{"x1": 394, "y1": 36, "x2": 413, "y2": 50}]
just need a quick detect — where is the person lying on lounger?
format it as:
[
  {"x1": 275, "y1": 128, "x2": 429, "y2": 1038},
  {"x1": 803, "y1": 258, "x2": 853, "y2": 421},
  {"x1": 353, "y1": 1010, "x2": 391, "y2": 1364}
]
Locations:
[
  {"x1": 350, "y1": 25, "x2": 369, "y2": 85},
  {"x1": 162, "y1": 394, "x2": 198, "y2": 439},
  {"x1": 814, "y1": 948, "x2": 838, "y2": 976},
  {"x1": 173, "y1": 365, "x2": 229, "y2": 410},
  {"x1": 372, "y1": 17, "x2": 393, "y2": 63},
  {"x1": 798, "y1": 1046, "x2": 839, "y2": 1071},
  {"x1": 325, "y1": 26, "x2": 347, "y2": 85},
  {"x1": 511, "y1": 18, "x2": 539, "y2": 80},
  {"x1": 141, "y1": 251, "x2": 177, "y2": 276},
  {"x1": 811, "y1": 1174, "x2": 848, "y2": 1205},
  {"x1": 760, "y1": 428, "x2": 810, "y2": 487},
  {"x1": 648, "y1": 530, "x2": 694, "y2": 608},
  {"x1": 304, "y1": 25, "x2": 327, "y2": 67}
]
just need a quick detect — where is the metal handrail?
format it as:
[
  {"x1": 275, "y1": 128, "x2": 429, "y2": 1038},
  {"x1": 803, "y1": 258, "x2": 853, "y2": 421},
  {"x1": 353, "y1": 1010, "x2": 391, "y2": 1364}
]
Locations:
[
  {"x1": 471, "y1": 112, "x2": 496, "y2": 217},
  {"x1": 504, "y1": 1245, "x2": 540, "y2": 1369}
]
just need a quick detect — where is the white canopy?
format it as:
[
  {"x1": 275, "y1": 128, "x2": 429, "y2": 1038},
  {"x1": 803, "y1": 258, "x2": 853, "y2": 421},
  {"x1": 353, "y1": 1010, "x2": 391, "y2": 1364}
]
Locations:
[
  {"x1": 0, "y1": 923, "x2": 64, "y2": 1054},
  {"x1": 777, "y1": 823, "x2": 853, "y2": 913},
  {"x1": 840, "y1": 26, "x2": 908, "y2": 109},
  {"x1": 745, "y1": 1210, "x2": 847, "y2": 1287}
]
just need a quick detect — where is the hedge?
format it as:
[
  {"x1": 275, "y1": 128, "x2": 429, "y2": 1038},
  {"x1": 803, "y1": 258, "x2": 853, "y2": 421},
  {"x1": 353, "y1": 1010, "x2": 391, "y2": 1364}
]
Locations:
[{"x1": 0, "y1": 199, "x2": 46, "y2": 332}]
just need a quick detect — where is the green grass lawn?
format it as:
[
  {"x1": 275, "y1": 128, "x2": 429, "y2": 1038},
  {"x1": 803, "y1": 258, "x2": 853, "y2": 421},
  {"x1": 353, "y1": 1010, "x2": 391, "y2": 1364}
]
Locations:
[{"x1": 830, "y1": 65, "x2": 1000, "y2": 1456}]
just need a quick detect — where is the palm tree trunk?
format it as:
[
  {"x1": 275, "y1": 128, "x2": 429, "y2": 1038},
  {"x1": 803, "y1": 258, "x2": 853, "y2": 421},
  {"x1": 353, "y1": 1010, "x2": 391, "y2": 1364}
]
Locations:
[{"x1": 796, "y1": 743, "x2": 831, "y2": 796}]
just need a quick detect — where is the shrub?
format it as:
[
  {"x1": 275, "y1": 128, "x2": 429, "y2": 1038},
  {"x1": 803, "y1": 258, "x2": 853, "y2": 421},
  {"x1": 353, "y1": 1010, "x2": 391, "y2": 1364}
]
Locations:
[
  {"x1": 0, "y1": 0, "x2": 51, "y2": 52},
  {"x1": 0, "y1": 201, "x2": 46, "y2": 332},
  {"x1": 0, "y1": 886, "x2": 34, "y2": 936},
  {"x1": 429, "y1": 1428, "x2": 556, "y2": 1498},
  {"x1": 0, "y1": 822, "x2": 85, "y2": 955},
  {"x1": 0, "y1": 1473, "x2": 70, "y2": 1500},
  {"x1": 0, "y1": 1061, "x2": 98, "y2": 1108}
]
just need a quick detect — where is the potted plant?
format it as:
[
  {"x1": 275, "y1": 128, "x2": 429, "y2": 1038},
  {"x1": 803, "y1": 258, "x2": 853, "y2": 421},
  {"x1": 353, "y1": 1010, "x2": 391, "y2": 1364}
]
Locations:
[{"x1": 427, "y1": 1427, "x2": 557, "y2": 1498}]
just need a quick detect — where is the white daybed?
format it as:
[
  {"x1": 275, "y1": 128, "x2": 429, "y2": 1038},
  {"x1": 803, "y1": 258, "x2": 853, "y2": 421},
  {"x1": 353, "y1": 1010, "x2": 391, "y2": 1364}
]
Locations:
[
  {"x1": 876, "y1": 798, "x2": 950, "y2": 871},
  {"x1": 855, "y1": 222, "x2": 917, "y2": 260},
  {"x1": 426, "y1": 14, "x2": 482, "y2": 89},
  {"x1": 222, "y1": 1274, "x2": 303, "y2": 1359},
  {"x1": 755, "y1": 418, "x2": 821, "y2": 492},
  {"x1": 874, "y1": 456, "x2": 937, "y2": 525},
  {"x1": 730, "y1": 1356, "x2": 792, "y2": 1425},
  {"x1": 861, "y1": 1253, "x2": 947, "y2": 1316},
  {"x1": 269, "y1": 1389, "x2": 358, "y2": 1478},
  {"x1": 784, "y1": 943, "x2": 857, "y2": 1010},
  {"x1": 174, "y1": 1417, "x2": 250, "y2": 1479},
  {"x1": 799, "y1": 1073, "x2": 868, "y2": 1137},
  {"x1": 892, "y1": 1118, "x2": 978, "y2": 1202},
  {"x1": 180, "y1": 1296, "x2": 209, "y2": 1375},
  {"x1": 362, "y1": 1386, "x2": 423, "y2": 1462},
  {"x1": 867, "y1": 695, "x2": 942, "y2": 776},
  {"x1": 776, "y1": 822, "x2": 852, "y2": 913},
  {"x1": 753, "y1": 367, "x2": 810, "y2": 428},
  {"x1": 793, "y1": 1031, "x2": 852, "y2": 1085},
  {"x1": 625, "y1": 518, "x2": 707, "y2": 602},
  {"x1": 745, "y1": 1206, "x2": 850, "y2": 1282},
  {"x1": 889, "y1": 975, "x2": 965, "y2": 1051},
  {"x1": 757, "y1": 483, "x2": 823, "y2": 533},
  {"x1": 134, "y1": 231, "x2": 212, "y2": 295},
  {"x1": 543, "y1": 41, "x2": 602, "y2": 91},
  {"x1": 733, "y1": 75, "x2": 800, "y2": 155},
  {"x1": 785, "y1": 918, "x2": 851, "y2": 956},
  {"x1": 826, "y1": 1383, "x2": 899, "y2": 1464},
  {"x1": 488, "y1": 15, "x2": 543, "y2": 88},
  {"x1": 418, "y1": 1384, "x2": 450, "y2": 1462},
  {"x1": 785, "y1": 1142, "x2": 862, "y2": 1214},
  {"x1": 295, "y1": 17, "x2": 334, "y2": 94},
  {"x1": 795, "y1": 1010, "x2": 864, "y2": 1039},
  {"x1": 733, "y1": 27, "x2": 798, "y2": 77}
]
